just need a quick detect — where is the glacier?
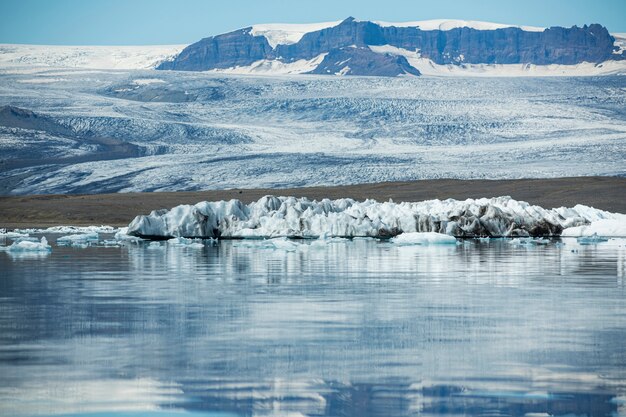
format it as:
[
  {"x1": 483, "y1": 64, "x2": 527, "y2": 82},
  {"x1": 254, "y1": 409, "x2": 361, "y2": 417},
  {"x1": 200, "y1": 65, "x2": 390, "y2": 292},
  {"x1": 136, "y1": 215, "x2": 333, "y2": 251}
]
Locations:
[
  {"x1": 124, "y1": 196, "x2": 626, "y2": 240},
  {"x1": 1, "y1": 69, "x2": 625, "y2": 195}
]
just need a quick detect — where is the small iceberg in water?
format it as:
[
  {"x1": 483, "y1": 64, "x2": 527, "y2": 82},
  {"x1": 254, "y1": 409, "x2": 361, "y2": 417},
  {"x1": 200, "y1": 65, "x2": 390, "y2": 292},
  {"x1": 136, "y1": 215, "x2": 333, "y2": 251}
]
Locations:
[
  {"x1": 577, "y1": 233, "x2": 609, "y2": 245},
  {"x1": 57, "y1": 232, "x2": 100, "y2": 246},
  {"x1": 390, "y1": 232, "x2": 458, "y2": 245},
  {"x1": 0, "y1": 237, "x2": 52, "y2": 252}
]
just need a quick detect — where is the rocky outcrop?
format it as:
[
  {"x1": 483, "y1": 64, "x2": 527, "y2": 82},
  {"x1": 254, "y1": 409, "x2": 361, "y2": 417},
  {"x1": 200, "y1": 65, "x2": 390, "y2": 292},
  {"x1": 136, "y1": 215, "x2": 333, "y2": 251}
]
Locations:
[
  {"x1": 157, "y1": 17, "x2": 624, "y2": 76},
  {"x1": 308, "y1": 46, "x2": 421, "y2": 76},
  {"x1": 158, "y1": 29, "x2": 273, "y2": 71}
]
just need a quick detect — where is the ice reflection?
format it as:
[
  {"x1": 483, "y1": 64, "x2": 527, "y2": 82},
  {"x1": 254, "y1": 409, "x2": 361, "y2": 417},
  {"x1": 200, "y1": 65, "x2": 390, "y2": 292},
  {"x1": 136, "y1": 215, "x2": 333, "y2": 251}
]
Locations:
[{"x1": 0, "y1": 238, "x2": 625, "y2": 416}]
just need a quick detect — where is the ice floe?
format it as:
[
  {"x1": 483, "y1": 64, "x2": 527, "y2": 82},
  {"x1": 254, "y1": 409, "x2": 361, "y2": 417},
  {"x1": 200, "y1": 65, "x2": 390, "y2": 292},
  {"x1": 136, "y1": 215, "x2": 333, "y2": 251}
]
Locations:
[
  {"x1": 576, "y1": 233, "x2": 609, "y2": 245},
  {"x1": 0, "y1": 230, "x2": 30, "y2": 239},
  {"x1": 561, "y1": 218, "x2": 626, "y2": 238},
  {"x1": 114, "y1": 227, "x2": 143, "y2": 242},
  {"x1": 0, "y1": 237, "x2": 51, "y2": 252},
  {"x1": 16, "y1": 225, "x2": 118, "y2": 234},
  {"x1": 391, "y1": 232, "x2": 458, "y2": 245},
  {"x1": 167, "y1": 237, "x2": 207, "y2": 249},
  {"x1": 508, "y1": 237, "x2": 551, "y2": 246},
  {"x1": 125, "y1": 196, "x2": 626, "y2": 240},
  {"x1": 56, "y1": 232, "x2": 100, "y2": 246}
]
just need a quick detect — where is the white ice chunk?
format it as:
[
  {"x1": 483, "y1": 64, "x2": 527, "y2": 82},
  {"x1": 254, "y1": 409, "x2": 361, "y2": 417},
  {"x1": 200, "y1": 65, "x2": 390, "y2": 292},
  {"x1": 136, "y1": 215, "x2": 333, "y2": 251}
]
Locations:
[
  {"x1": 268, "y1": 237, "x2": 300, "y2": 252},
  {"x1": 127, "y1": 196, "x2": 626, "y2": 240},
  {"x1": 167, "y1": 237, "x2": 206, "y2": 248},
  {"x1": 391, "y1": 232, "x2": 457, "y2": 245},
  {"x1": 0, "y1": 237, "x2": 51, "y2": 252},
  {"x1": 16, "y1": 225, "x2": 118, "y2": 234},
  {"x1": 0, "y1": 231, "x2": 30, "y2": 238},
  {"x1": 577, "y1": 233, "x2": 609, "y2": 245},
  {"x1": 561, "y1": 218, "x2": 626, "y2": 237},
  {"x1": 147, "y1": 241, "x2": 165, "y2": 250},
  {"x1": 57, "y1": 232, "x2": 100, "y2": 245},
  {"x1": 508, "y1": 237, "x2": 551, "y2": 245},
  {"x1": 114, "y1": 227, "x2": 144, "y2": 242}
]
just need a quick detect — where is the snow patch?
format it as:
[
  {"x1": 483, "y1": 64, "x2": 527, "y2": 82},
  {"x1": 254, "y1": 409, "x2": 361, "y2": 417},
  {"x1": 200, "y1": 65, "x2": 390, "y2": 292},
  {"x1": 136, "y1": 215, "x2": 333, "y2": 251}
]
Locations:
[
  {"x1": 250, "y1": 21, "x2": 342, "y2": 48},
  {"x1": 132, "y1": 78, "x2": 165, "y2": 85},
  {"x1": 212, "y1": 53, "x2": 327, "y2": 75},
  {"x1": 369, "y1": 44, "x2": 626, "y2": 76},
  {"x1": 336, "y1": 66, "x2": 351, "y2": 76},
  {"x1": 613, "y1": 33, "x2": 626, "y2": 55},
  {"x1": 373, "y1": 19, "x2": 545, "y2": 32}
]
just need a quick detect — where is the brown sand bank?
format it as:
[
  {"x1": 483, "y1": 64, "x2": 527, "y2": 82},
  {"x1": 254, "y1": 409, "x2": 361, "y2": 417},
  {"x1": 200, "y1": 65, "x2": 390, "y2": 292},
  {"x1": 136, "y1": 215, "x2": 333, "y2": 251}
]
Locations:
[{"x1": 1, "y1": 177, "x2": 624, "y2": 229}]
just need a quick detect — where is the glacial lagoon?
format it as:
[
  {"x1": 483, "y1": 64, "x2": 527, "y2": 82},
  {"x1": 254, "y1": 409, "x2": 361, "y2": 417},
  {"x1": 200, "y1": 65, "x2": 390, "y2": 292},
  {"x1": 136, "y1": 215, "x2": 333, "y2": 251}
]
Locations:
[{"x1": 1, "y1": 234, "x2": 625, "y2": 417}]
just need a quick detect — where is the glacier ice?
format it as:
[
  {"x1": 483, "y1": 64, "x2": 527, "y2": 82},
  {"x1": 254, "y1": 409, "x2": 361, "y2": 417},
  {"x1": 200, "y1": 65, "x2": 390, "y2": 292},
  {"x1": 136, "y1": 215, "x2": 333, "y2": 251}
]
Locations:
[
  {"x1": 391, "y1": 232, "x2": 458, "y2": 245},
  {"x1": 0, "y1": 230, "x2": 30, "y2": 239},
  {"x1": 125, "y1": 196, "x2": 626, "y2": 240},
  {"x1": 167, "y1": 237, "x2": 207, "y2": 248},
  {"x1": 16, "y1": 225, "x2": 118, "y2": 234},
  {"x1": 56, "y1": 232, "x2": 100, "y2": 246},
  {"x1": 114, "y1": 227, "x2": 143, "y2": 242},
  {"x1": 561, "y1": 218, "x2": 626, "y2": 238},
  {"x1": 576, "y1": 233, "x2": 609, "y2": 245},
  {"x1": 0, "y1": 237, "x2": 51, "y2": 252}
]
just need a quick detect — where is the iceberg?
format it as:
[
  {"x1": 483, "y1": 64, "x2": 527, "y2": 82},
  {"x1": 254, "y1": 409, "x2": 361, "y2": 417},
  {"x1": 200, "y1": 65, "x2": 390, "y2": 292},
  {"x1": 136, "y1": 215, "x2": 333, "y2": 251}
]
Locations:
[
  {"x1": 0, "y1": 237, "x2": 51, "y2": 252},
  {"x1": 0, "y1": 230, "x2": 30, "y2": 239},
  {"x1": 124, "y1": 196, "x2": 626, "y2": 240},
  {"x1": 561, "y1": 218, "x2": 626, "y2": 237},
  {"x1": 391, "y1": 232, "x2": 458, "y2": 245},
  {"x1": 16, "y1": 225, "x2": 118, "y2": 234},
  {"x1": 167, "y1": 237, "x2": 206, "y2": 249},
  {"x1": 576, "y1": 233, "x2": 609, "y2": 245},
  {"x1": 114, "y1": 227, "x2": 143, "y2": 243},
  {"x1": 56, "y1": 232, "x2": 100, "y2": 246}
]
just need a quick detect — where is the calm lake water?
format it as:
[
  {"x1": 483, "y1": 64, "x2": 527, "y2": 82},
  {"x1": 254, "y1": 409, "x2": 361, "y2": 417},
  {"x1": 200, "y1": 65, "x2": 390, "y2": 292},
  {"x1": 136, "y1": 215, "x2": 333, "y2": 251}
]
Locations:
[{"x1": 1, "y1": 236, "x2": 625, "y2": 417}]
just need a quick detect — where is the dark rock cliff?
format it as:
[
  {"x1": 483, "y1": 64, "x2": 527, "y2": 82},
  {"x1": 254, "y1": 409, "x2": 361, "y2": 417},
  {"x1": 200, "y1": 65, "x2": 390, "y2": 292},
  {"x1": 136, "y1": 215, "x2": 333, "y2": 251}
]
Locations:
[{"x1": 158, "y1": 17, "x2": 623, "y2": 76}]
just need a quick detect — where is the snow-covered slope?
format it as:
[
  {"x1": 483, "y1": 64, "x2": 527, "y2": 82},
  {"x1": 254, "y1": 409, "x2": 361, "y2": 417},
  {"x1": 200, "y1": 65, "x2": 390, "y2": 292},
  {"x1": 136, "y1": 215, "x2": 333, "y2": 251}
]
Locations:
[
  {"x1": 614, "y1": 33, "x2": 626, "y2": 55},
  {"x1": 249, "y1": 21, "x2": 342, "y2": 48},
  {"x1": 369, "y1": 45, "x2": 626, "y2": 77},
  {"x1": 372, "y1": 19, "x2": 545, "y2": 32},
  {"x1": 0, "y1": 44, "x2": 185, "y2": 70},
  {"x1": 125, "y1": 196, "x2": 626, "y2": 239}
]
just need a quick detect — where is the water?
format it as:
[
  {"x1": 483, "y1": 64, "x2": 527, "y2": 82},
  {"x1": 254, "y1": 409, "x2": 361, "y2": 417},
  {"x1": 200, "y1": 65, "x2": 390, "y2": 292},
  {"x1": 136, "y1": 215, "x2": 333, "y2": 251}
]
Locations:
[{"x1": 1, "y1": 236, "x2": 625, "y2": 417}]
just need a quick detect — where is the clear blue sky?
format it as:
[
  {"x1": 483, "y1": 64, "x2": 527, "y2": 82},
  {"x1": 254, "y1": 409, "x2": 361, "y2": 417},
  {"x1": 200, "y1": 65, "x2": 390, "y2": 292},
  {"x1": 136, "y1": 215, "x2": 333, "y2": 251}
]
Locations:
[{"x1": 1, "y1": 0, "x2": 625, "y2": 45}]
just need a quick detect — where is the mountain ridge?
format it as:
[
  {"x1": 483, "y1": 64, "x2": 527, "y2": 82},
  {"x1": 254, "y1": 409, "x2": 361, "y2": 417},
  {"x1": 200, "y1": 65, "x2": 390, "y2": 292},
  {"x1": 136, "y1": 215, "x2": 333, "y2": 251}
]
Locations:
[{"x1": 158, "y1": 17, "x2": 625, "y2": 77}]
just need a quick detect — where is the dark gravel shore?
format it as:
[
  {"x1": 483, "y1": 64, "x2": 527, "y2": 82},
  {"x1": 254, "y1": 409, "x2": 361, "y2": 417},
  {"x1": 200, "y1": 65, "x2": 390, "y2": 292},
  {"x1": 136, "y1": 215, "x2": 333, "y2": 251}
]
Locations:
[{"x1": 1, "y1": 177, "x2": 624, "y2": 228}]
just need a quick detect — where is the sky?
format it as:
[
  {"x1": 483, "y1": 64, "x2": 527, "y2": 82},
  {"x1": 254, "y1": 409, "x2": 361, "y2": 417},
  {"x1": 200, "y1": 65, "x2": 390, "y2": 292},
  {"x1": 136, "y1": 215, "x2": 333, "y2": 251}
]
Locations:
[{"x1": 1, "y1": 0, "x2": 625, "y2": 45}]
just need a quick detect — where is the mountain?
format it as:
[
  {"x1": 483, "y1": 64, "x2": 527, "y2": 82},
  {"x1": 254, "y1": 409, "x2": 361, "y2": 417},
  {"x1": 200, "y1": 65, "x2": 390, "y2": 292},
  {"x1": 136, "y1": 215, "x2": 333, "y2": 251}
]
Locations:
[{"x1": 158, "y1": 17, "x2": 625, "y2": 77}]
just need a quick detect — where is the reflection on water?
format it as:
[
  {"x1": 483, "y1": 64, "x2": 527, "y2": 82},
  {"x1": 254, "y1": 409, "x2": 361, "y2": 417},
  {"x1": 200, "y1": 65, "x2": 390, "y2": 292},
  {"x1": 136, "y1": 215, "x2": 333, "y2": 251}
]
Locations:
[{"x1": 1, "y1": 237, "x2": 625, "y2": 417}]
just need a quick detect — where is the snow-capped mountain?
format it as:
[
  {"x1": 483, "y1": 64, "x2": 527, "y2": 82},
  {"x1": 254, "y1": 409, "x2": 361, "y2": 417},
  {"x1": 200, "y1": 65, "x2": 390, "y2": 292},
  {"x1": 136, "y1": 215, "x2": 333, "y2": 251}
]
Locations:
[{"x1": 158, "y1": 17, "x2": 626, "y2": 76}]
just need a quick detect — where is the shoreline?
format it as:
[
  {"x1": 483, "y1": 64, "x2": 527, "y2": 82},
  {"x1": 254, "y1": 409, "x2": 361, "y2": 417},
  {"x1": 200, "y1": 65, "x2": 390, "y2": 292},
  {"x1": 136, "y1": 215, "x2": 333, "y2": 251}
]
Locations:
[{"x1": 1, "y1": 177, "x2": 625, "y2": 229}]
